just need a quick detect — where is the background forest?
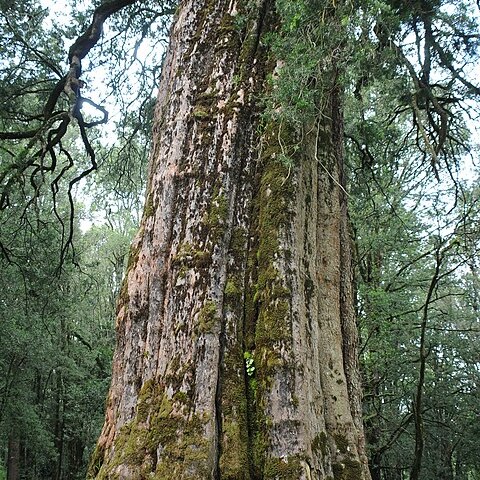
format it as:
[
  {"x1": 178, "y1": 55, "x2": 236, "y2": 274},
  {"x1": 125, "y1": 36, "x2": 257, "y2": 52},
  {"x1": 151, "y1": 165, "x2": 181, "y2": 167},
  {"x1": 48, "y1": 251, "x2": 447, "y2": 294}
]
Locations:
[{"x1": 0, "y1": 0, "x2": 479, "y2": 479}]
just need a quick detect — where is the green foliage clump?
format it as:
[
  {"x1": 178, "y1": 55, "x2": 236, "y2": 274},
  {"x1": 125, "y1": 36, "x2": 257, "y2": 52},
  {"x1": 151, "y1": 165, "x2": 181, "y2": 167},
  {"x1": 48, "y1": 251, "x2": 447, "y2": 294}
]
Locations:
[
  {"x1": 243, "y1": 351, "x2": 256, "y2": 377},
  {"x1": 345, "y1": 0, "x2": 480, "y2": 471},
  {"x1": 0, "y1": 197, "x2": 125, "y2": 478},
  {"x1": 263, "y1": 1, "x2": 352, "y2": 152}
]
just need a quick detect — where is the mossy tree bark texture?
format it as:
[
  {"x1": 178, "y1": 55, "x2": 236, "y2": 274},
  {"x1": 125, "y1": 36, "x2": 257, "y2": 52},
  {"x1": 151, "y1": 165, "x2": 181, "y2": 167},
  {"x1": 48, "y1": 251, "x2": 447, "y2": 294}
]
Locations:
[{"x1": 89, "y1": 1, "x2": 371, "y2": 479}]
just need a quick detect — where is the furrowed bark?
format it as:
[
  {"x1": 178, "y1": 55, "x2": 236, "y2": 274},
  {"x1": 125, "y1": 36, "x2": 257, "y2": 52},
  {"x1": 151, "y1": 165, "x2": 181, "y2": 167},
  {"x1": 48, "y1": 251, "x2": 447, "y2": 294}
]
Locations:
[{"x1": 89, "y1": 1, "x2": 371, "y2": 479}]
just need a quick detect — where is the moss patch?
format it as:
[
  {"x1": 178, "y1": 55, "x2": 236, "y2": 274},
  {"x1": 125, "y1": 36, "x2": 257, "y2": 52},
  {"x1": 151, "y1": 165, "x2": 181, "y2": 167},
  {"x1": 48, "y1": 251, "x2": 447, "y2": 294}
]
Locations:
[
  {"x1": 333, "y1": 458, "x2": 363, "y2": 480},
  {"x1": 245, "y1": 122, "x2": 299, "y2": 476},
  {"x1": 255, "y1": 146, "x2": 294, "y2": 354},
  {"x1": 143, "y1": 192, "x2": 155, "y2": 218},
  {"x1": 86, "y1": 443, "x2": 105, "y2": 478},
  {"x1": 263, "y1": 455, "x2": 304, "y2": 479},
  {"x1": 124, "y1": 244, "x2": 141, "y2": 274},
  {"x1": 225, "y1": 278, "x2": 241, "y2": 297},
  {"x1": 203, "y1": 187, "x2": 229, "y2": 242},
  {"x1": 116, "y1": 243, "x2": 142, "y2": 311},
  {"x1": 197, "y1": 300, "x2": 219, "y2": 333},
  {"x1": 229, "y1": 226, "x2": 248, "y2": 261},
  {"x1": 312, "y1": 431, "x2": 329, "y2": 458},
  {"x1": 333, "y1": 433, "x2": 349, "y2": 455},
  {"x1": 173, "y1": 242, "x2": 211, "y2": 269},
  {"x1": 192, "y1": 105, "x2": 211, "y2": 120},
  {"x1": 219, "y1": 418, "x2": 250, "y2": 480},
  {"x1": 95, "y1": 379, "x2": 212, "y2": 479},
  {"x1": 219, "y1": 344, "x2": 250, "y2": 479}
]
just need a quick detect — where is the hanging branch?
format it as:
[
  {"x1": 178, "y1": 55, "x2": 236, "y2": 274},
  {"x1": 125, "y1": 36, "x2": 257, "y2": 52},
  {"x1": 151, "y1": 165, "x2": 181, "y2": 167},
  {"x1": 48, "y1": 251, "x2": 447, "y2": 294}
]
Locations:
[
  {"x1": 374, "y1": 22, "x2": 449, "y2": 178},
  {"x1": 0, "y1": 0, "x2": 144, "y2": 267},
  {"x1": 0, "y1": 0, "x2": 179, "y2": 270}
]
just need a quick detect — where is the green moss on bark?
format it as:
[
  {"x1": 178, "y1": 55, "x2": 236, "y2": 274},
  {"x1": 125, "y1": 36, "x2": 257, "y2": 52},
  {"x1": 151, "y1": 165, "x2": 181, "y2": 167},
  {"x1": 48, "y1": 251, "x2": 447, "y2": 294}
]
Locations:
[
  {"x1": 173, "y1": 242, "x2": 211, "y2": 269},
  {"x1": 116, "y1": 243, "x2": 142, "y2": 311},
  {"x1": 143, "y1": 192, "x2": 155, "y2": 218},
  {"x1": 255, "y1": 151, "x2": 294, "y2": 350},
  {"x1": 333, "y1": 433, "x2": 349, "y2": 455},
  {"x1": 192, "y1": 105, "x2": 211, "y2": 120},
  {"x1": 312, "y1": 431, "x2": 329, "y2": 458},
  {"x1": 218, "y1": 337, "x2": 251, "y2": 478},
  {"x1": 242, "y1": 121, "x2": 299, "y2": 476},
  {"x1": 94, "y1": 379, "x2": 212, "y2": 479},
  {"x1": 87, "y1": 443, "x2": 106, "y2": 478},
  {"x1": 197, "y1": 300, "x2": 219, "y2": 333},
  {"x1": 203, "y1": 188, "x2": 229, "y2": 242},
  {"x1": 225, "y1": 279, "x2": 241, "y2": 297},
  {"x1": 333, "y1": 458, "x2": 363, "y2": 480},
  {"x1": 263, "y1": 455, "x2": 304, "y2": 479}
]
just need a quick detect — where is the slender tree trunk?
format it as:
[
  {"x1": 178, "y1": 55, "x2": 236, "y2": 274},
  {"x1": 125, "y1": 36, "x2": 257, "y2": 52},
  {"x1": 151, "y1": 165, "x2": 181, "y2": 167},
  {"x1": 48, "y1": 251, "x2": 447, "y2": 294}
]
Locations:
[
  {"x1": 454, "y1": 450, "x2": 465, "y2": 480},
  {"x1": 89, "y1": 1, "x2": 370, "y2": 479},
  {"x1": 384, "y1": 467, "x2": 403, "y2": 480},
  {"x1": 7, "y1": 434, "x2": 20, "y2": 480},
  {"x1": 411, "y1": 249, "x2": 441, "y2": 480},
  {"x1": 368, "y1": 453, "x2": 381, "y2": 480},
  {"x1": 54, "y1": 370, "x2": 65, "y2": 480}
]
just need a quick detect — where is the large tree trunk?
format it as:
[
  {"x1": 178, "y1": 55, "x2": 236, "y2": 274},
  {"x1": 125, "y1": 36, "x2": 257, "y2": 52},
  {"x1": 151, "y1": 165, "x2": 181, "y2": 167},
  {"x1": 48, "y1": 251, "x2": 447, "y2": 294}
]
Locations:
[{"x1": 89, "y1": 1, "x2": 370, "y2": 479}]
